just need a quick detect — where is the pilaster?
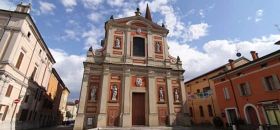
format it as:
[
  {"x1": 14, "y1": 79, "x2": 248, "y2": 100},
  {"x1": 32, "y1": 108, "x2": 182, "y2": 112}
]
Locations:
[
  {"x1": 166, "y1": 71, "x2": 175, "y2": 126},
  {"x1": 125, "y1": 28, "x2": 132, "y2": 63},
  {"x1": 96, "y1": 65, "x2": 110, "y2": 127},
  {"x1": 179, "y1": 74, "x2": 191, "y2": 126},
  {"x1": 148, "y1": 70, "x2": 158, "y2": 126},
  {"x1": 74, "y1": 71, "x2": 89, "y2": 130},
  {"x1": 120, "y1": 67, "x2": 132, "y2": 127}
]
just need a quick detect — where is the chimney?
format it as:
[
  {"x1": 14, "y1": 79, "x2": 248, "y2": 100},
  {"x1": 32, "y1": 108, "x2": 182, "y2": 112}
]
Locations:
[
  {"x1": 228, "y1": 59, "x2": 234, "y2": 69},
  {"x1": 15, "y1": 3, "x2": 31, "y2": 13},
  {"x1": 250, "y1": 51, "x2": 259, "y2": 60}
]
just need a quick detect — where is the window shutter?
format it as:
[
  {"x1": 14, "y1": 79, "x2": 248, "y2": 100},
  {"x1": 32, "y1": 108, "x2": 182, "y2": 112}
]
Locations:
[
  {"x1": 246, "y1": 82, "x2": 251, "y2": 95},
  {"x1": 5, "y1": 85, "x2": 13, "y2": 97},
  {"x1": 272, "y1": 75, "x2": 280, "y2": 89},
  {"x1": 15, "y1": 52, "x2": 24, "y2": 69},
  {"x1": 223, "y1": 88, "x2": 227, "y2": 99},
  {"x1": 237, "y1": 84, "x2": 243, "y2": 96},
  {"x1": 262, "y1": 78, "x2": 269, "y2": 91}
]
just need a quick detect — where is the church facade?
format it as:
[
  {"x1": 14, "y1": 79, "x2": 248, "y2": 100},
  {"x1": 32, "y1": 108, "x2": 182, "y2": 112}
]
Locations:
[{"x1": 74, "y1": 6, "x2": 190, "y2": 129}]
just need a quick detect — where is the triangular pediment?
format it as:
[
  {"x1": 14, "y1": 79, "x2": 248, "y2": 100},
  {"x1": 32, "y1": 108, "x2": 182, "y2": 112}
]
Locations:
[{"x1": 107, "y1": 16, "x2": 168, "y2": 34}]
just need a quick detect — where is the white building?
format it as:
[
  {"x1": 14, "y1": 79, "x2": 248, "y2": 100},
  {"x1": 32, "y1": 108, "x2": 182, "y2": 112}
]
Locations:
[{"x1": 0, "y1": 3, "x2": 55, "y2": 130}]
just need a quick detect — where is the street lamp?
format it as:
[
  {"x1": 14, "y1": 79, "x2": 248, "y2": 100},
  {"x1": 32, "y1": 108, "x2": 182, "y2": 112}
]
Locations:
[{"x1": 0, "y1": 73, "x2": 11, "y2": 94}]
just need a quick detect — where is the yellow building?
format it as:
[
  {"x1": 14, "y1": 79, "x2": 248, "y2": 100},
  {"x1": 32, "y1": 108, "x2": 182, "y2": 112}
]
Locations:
[
  {"x1": 47, "y1": 69, "x2": 70, "y2": 125},
  {"x1": 185, "y1": 57, "x2": 249, "y2": 125}
]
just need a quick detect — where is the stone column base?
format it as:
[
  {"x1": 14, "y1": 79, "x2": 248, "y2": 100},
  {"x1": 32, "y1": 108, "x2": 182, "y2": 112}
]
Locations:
[
  {"x1": 96, "y1": 113, "x2": 107, "y2": 127},
  {"x1": 120, "y1": 113, "x2": 131, "y2": 127},
  {"x1": 168, "y1": 113, "x2": 176, "y2": 126},
  {"x1": 149, "y1": 113, "x2": 159, "y2": 126},
  {"x1": 74, "y1": 114, "x2": 85, "y2": 130}
]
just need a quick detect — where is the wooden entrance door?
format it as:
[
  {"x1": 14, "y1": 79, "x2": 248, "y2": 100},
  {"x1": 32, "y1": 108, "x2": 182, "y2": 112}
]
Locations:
[
  {"x1": 132, "y1": 93, "x2": 145, "y2": 125},
  {"x1": 158, "y1": 107, "x2": 168, "y2": 125},
  {"x1": 246, "y1": 106, "x2": 259, "y2": 126}
]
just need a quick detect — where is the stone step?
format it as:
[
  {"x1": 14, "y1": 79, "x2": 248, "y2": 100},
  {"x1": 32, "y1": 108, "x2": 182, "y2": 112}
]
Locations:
[{"x1": 89, "y1": 127, "x2": 190, "y2": 130}]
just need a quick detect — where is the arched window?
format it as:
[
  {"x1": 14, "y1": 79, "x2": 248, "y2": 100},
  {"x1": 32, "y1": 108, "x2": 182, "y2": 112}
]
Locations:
[
  {"x1": 133, "y1": 37, "x2": 145, "y2": 57},
  {"x1": 199, "y1": 106, "x2": 204, "y2": 117},
  {"x1": 208, "y1": 105, "x2": 213, "y2": 117},
  {"x1": 189, "y1": 107, "x2": 193, "y2": 117}
]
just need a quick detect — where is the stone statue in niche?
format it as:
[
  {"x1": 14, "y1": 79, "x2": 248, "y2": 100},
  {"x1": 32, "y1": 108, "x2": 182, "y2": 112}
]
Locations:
[
  {"x1": 155, "y1": 42, "x2": 161, "y2": 53},
  {"x1": 115, "y1": 38, "x2": 121, "y2": 48},
  {"x1": 174, "y1": 89, "x2": 180, "y2": 102},
  {"x1": 111, "y1": 84, "x2": 118, "y2": 101},
  {"x1": 136, "y1": 78, "x2": 143, "y2": 87},
  {"x1": 90, "y1": 86, "x2": 97, "y2": 102},
  {"x1": 159, "y1": 87, "x2": 164, "y2": 102}
]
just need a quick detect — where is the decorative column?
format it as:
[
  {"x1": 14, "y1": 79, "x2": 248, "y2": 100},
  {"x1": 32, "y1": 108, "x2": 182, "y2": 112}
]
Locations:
[
  {"x1": 166, "y1": 71, "x2": 175, "y2": 126},
  {"x1": 120, "y1": 67, "x2": 131, "y2": 127},
  {"x1": 74, "y1": 69, "x2": 90, "y2": 130},
  {"x1": 96, "y1": 65, "x2": 110, "y2": 127},
  {"x1": 148, "y1": 70, "x2": 158, "y2": 126}
]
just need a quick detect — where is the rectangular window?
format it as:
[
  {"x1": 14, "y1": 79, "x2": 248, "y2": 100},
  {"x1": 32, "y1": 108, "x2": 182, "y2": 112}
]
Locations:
[
  {"x1": 15, "y1": 52, "x2": 24, "y2": 69},
  {"x1": 264, "y1": 104, "x2": 280, "y2": 125},
  {"x1": 24, "y1": 95, "x2": 29, "y2": 103},
  {"x1": 5, "y1": 85, "x2": 13, "y2": 97},
  {"x1": 19, "y1": 109, "x2": 29, "y2": 121},
  {"x1": 30, "y1": 67, "x2": 37, "y2": 80},
  {"x1": 199, "y1": 106, "x2": 204, "y2": 117},
  {"x1": 133, "y1": 37, "x2": 145, "y2": 57},
  {"x1": 238, "y1": 83, "x2": 251, "y2": 96},
  {"x1": 189, "y1": 107, "x2": 193, "y2": 117},
  {"x1": 1, "y1": 106, "x2": 9, "y2": 121},
  {"x1": 265, "y1": 76, "x2": 275, "y2": 90},
  {"x1": 208, "y1": 105, "x2": 213, "y2": 117},
  {"x1": 262, "y1": 75, "x2": 280, "y2": 91},
  {"x1": 223, "y1": 87, "x2": 230, "y2": 100}
]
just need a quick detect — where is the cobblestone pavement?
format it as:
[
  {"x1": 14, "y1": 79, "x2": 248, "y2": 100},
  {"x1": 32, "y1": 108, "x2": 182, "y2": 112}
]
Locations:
[
  {"x1": 33, "y1": 125, "x2": 73, "y2": 130},
  {"x1": 33, "y1": 126, "x2": 229, "y2": 130}
]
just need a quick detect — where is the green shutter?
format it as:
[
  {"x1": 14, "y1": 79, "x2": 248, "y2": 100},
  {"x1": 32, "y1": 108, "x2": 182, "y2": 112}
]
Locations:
[{"x1": 272, "y1": 75, "x2": 280, "y2": 89}]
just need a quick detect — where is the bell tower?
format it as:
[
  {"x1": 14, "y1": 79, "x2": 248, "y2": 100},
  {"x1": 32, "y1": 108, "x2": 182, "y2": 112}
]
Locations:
[{"x1": 74, "y1": 5, "x2": 190, "y2": 130}]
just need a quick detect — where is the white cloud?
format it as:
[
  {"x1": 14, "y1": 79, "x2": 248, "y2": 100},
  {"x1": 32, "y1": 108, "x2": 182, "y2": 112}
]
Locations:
[
  {"x1": 255, "y1": 9, "x2": 263, "y2": 22},
  {"x1": 50, "y1": 48, "x2": 85, "y2": 100},
  {"x1": 82, "y1": 25, "x2": 103, "y2": 49},
  {"x1": 186, "y1": 23, "x2": 209, "y2": 41},
  {"x1": 39, "y1": 1, "x2": 56, "y2": 14},
  {"x1": 88, "y1": 12, "x2": 102, "y2": 22},
  {"x1": 168, "y1": 34, "x2": 280, "y2": 81},
  {"x1": 199, "y1": 9, "x2": 205, "y2": 18},
  {"x1": 61, "y1": 0, "x2": 77, "y2": 12},
  {"x1": 82, "y1": 0, "x2": 103, "y2": 9},
  {"x1": 61, "y1": 29, "x2": 80, "y2": 41},
  {"x1": 0, "y1": 0, "x2": 15, "y2": 11},
  {"x1": 138, "y1": 0, "x2": 209, "y2": 42},
  {"x1": 107, "y1": 0, "x2": 124, "y2": 7}
]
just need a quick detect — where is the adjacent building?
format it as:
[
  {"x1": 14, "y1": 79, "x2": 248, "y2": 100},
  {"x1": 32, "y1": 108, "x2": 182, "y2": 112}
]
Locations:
[
  {"x1": 74, "y1": 5, "x2": 190, "y2": 129},
  {"x1": 0, "y1": 3, "x2": 68, "y2": 130},
  {"x1": 47, "y1": 68, "x2": 70, "y2": 125},
  {"x1": 185, "y1": 57, "x2": 249, "y2": 124},
  {"x1": 212, "y1": 50, "x2": 280, "y2": 129},
  {"x1": 65, "y1": 101, "x2": 78, "y2": 121}
]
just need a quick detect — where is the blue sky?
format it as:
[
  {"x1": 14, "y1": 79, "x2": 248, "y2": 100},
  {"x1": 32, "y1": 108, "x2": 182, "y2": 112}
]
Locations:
[{"x1": 1, "y1": 0, "x2": 280, "y2": 101}]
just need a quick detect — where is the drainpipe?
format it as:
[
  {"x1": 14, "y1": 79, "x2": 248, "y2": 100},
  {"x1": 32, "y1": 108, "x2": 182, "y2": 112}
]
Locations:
[
  {"x1": 224, "y1": 68, "x2": 241, "y2": 129},
  {"x1": 207, "y1": 78, "x2": 216, "y2": 116}
]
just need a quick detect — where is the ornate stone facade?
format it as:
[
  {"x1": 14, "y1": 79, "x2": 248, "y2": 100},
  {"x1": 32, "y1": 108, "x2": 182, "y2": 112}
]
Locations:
[{"x1": 74, "y1": 6, "x2": 190, "y2": 130}]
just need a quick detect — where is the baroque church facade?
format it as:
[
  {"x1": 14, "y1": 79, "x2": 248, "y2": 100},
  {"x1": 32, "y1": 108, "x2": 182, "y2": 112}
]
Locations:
[{"x1": 74, "y1": 5, "x2": 190, "y2": 129}]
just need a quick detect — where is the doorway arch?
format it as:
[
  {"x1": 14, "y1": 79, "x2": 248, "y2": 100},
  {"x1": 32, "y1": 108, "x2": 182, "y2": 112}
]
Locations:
[{"x1": 244, "y1": 104, "x2": 262, "y2": 126}]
